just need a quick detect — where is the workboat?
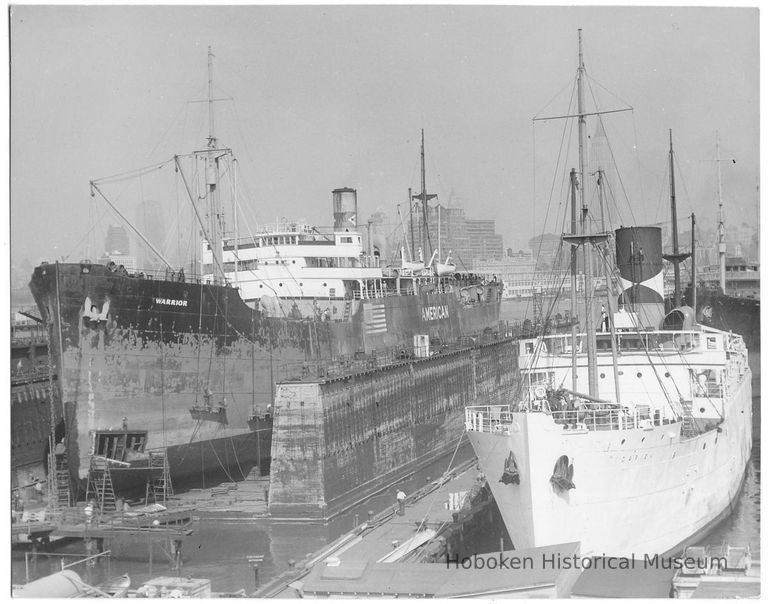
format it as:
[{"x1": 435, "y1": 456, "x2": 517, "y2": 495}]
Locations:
[
  {"x1": 465, "y1": 31, "x2": 752, "y2": 557},
  {"x1": 28, "y1": 48, "x2": 502, "y2": 503}
]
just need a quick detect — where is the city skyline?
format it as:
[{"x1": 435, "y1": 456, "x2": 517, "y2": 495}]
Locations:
[{"x1": 10, "y1": 6, "x2": 760, "y2": 272}]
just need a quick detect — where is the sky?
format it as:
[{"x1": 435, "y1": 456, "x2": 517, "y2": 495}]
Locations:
[{"x1": 8, "y1": 4, "x2": 761, "y2": 267}]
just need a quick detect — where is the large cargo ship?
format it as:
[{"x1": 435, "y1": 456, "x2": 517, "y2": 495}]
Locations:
[
  {"x1": 691, "y1": 134, "x2": 760, "y2": 351},
  {"x1": 694, "y1": 257, "x2": 760, "y2": 351},
  {"x1": 28, "y1": 49, "x2": 502, "y2": 502}
]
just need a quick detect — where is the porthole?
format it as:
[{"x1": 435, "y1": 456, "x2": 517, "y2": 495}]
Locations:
[
  {"x1": 636, "y1": 372, "x2": 642, "y2": 378},
  {"x1": 618, "y1": 370, "x2": 624, "y2": 376},
  {"x1": 259, "y1": 285, "x2": 263, "y2": 288},
  {"x1": 292, "y1": 260, "x2": 296, "y2": 264},
  {"x1": 600, "y1": 373, "x2": 605, "y2": 379},
  {"x1": 699, "y1": 407, "x2": 706, "y2": 414},
  {"x1": 279, "y1": 283, "x2": 283, "y2": 287},
  {"x1": 323, "y1": 283, "x2": 327, "y2": 287},
  {"x1": 664, "y1": 372, "x2": 671, "y2": 378}
]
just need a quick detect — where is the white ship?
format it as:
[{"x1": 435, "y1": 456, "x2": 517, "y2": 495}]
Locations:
[{"x1": 464, "y1": 31, "x2": 752, "y2": 558}]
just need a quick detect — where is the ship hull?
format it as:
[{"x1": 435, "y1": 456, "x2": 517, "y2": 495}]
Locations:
[
  {"x1": 467, "y1": 371, "x2": 752, "y2": 557},
  {"x1": 29, "y1": 262, "x2": 501, "y2": 497},
  {"x1": 694, "y1": 288, "x2": 760, "y2": 351},
  {"x1": 107, "y1": 428, "x2": 273, "y2": 500}
]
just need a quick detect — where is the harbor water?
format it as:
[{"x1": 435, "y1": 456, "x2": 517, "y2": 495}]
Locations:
[{"x1": 11, "y1": 300, "x2": 760, "y2": 592}]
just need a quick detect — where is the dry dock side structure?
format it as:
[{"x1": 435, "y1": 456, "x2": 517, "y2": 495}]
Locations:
[{"x1": 268, "y1": 337, "x2": 520, "y2": 518}]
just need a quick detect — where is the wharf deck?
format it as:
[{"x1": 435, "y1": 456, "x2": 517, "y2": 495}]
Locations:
[{"x1": 256, "y1": 460, "x2": 506, "y2": 597}]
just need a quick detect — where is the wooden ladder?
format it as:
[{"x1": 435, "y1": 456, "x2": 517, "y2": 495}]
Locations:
[
  {"x1": 86, "y1": 456, "x2": 117, "y2": 513},
  {"x1": 146, "y1": 450, "x2": 173, "y2": 505},
  {"x1": 47, "y1": 439, "x2": 72, "y2": 511}
]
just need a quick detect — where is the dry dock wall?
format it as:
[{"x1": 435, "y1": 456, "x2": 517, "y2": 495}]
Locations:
[{"x1": 268, "y1": 338, "x2": 520, "y2": 518}]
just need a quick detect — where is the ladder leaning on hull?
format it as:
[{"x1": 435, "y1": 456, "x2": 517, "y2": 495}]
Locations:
[
  {"x1": 85, "y1": 456, "x2": 117, "y2": 513},
  {"x1": 47, "y1": 436, "x2": 72, "y2": 512},
  {"x1": 145, "y1": 450, "x2": 173, "y2": 506}
]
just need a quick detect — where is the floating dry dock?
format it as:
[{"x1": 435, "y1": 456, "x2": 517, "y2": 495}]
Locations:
[{"x1": 268, "y1": 336, "x2": 520, "y2": 519}]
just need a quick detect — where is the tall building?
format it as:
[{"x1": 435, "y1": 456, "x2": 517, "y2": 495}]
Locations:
[
  {"x1": 134, "y1": 200, "x2": 166, "y2": 270},
  {"x1": 100, "y1": 224, "x2": 136, "y2": 271},
  {"x1": 105, "y1": 224, "x2": 130, "y2": 255}
]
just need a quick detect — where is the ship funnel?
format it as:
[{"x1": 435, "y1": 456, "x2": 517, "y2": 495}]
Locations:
[
  {"x1": 614, "y1": 226, "x2": 665, "y2": 329},
  {"x1": 333, "y1": 188, "x2": 358, "y2": 230}
]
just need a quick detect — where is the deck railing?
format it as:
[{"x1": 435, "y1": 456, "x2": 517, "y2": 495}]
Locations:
[
  {"x1": 520, "y1": 330, "x2": 706, "y2": 357},
  {"x1": 465, "y1": 404, "x2": 663, "y2": 434}
]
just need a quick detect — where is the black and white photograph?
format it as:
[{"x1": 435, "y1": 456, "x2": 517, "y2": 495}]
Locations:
[{"x1": 9, "y1": 4, "x2": 760, "y2": 598}]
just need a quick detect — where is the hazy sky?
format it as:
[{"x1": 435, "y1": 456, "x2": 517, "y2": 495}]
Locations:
[{"x1": 9, "y1": 5, "x2": 760, "y2": 266}]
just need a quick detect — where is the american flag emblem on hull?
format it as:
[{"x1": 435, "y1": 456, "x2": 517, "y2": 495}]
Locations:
[{"x1": 364, "y1": 302, "x2": 387, "y2": 334}]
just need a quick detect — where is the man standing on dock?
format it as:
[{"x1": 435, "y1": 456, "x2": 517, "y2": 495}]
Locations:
[{"x1": 396, "y1": 489, "x2": 406, "y2": 515}]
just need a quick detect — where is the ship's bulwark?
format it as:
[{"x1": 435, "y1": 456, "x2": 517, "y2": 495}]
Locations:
[
  {"x1": 268, "y1": 338, "x2": 519, "y2": 518},
  {"x1": 29, "y1": 262, "x2": 502, "y2": 497}
]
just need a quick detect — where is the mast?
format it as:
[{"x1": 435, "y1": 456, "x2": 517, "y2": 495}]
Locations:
[
  {"x1": 232, "y1": 158, "x2": 239, "y2": 287},
  {"x1": 597, "y1": 168, "x2": 621, "y2": 404},
  {"x1": 408, "y1": 187, "x2": 415, "y2": 262},
  {"x1": 412, "y1": 130, "x2": 437, "y2": 261},
  {"x1": 661, "y1": 131, "x2": 690, "y2": 307},
  {"x1": 569, "y1": 169, "x2": 578, "y2": 393},
  {"x1": 716, "y1": 132, "x2": 726, "y2": 294},
  {"x1": 577, "y1": 29, "x2": 599, "y2": 398},
  {"x1": 420, "y1": 130, "x2": 428, "y2": 259},
  {"x1": 691, "y1": 213, "x2": 697, "y2": 312},
  {"x1": 668, "y1": 130, "x2": 682, "y2": 305},
  {"x1": 202, "y1": 45, "x2": 225, "y2": 281},
  {"x1": 437, "y1": 202, "x2": 441, "y2": 262}
]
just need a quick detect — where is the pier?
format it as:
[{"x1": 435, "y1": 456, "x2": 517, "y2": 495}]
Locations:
[{"x1": 256, "y1": 460, "x2": 581, "y2": 598}]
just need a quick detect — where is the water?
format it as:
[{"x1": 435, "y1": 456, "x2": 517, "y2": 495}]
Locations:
[
  {"x1": 11, "y1": 301, "x2": 760, "y2": 592},
  {"x1": 11, "y1": 446, "x2": 476, "y2": 592}
]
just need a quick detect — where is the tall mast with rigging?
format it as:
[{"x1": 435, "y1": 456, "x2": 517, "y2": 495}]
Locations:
[
  {"x1": 716, "y1": 132, "x2": 726, "y2": 294},
  {"x1": 203, "y1": 45, "x2": 226, "y2": 281},
  {"x1": 577, "y1": 29, "x2": 599, "y2": 398},
  {"x1": 662, "y1": 130, "x2": 690, "y2": 307},
  {"x1": 412, "y1": 130, "x2": 437, "y2": 261}
]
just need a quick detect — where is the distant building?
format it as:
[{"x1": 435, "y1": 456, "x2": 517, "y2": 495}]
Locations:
[
  {"x1": 367, "y1": 196, "x2": 504, "y2": 269},
  {"x1": 100, "y1": 224, "x2": 136, "y2": 271},
  {"x1": 105, "y1": 224, "x2": 130, "y2": 255},
  {"x1": 134, "y1": 200, "x2": 166, "y2": 270}
]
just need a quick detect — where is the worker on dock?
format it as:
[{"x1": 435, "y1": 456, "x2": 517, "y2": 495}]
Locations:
[
  {"x1": 396, "y1": 489, "x2": 406, "y2": 515},
  {"x1": 33, "y1": 476, "x2": 43, "y2": 503}
]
